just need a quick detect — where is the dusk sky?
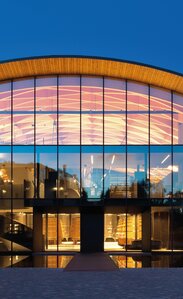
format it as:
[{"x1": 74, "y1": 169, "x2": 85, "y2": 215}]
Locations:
[{"x1": 1, "y1": 0, "x2": 183, "y2": 73}]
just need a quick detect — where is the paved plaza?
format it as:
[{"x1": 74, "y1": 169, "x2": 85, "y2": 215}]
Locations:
[{"x1": 0, "y1": 268, "x2": 183, "y2": 299}]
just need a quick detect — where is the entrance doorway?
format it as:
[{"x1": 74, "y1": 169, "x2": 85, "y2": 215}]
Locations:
[{"x1": 80, "y1": 207, "x2": 104, "y2": 252}]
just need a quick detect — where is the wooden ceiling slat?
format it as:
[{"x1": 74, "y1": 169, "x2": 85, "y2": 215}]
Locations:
[{"x1": 0, "y1": 57, "x2": 183, "y2": 94}]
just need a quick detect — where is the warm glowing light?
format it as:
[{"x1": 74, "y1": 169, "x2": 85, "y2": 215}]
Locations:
[{"x1": 167, "y1": 165, "x2": 179, "y2": 172}]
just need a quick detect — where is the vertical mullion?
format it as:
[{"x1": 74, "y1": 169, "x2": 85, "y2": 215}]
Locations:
[
  {"x1": 33, "y1": 77, "x2": 36, "y2": 255},
  {"x1": 10, "y1": 80, "x2": 13, "y2": 254},
  {"x1": 171, "y1": 90, "x2": 174, "y2": 252},
  {"x1": 148, "y1": 85, "x2": 150, "y2": 202},
  {"x1": 103, "y1": 77, "x2": 104, "y2": 203},
  {"x1": 34, "y1": 77, "x2": 36, "y2": 199},
  {"x1": 125, "y1": 79, "x2": 127, "y2": 251},
  {"x1": 46, "y1": 213, "x2": 48, "y2": 250},
  {"x1": 148, "y1": 84, "x2": 151, "y2": 252},
  {"x1": 57, "y1": 75, "x2": 59, "y2": 252},
  {"x1": 80, "y1": 75, "x2": 82, "y2": 202}
]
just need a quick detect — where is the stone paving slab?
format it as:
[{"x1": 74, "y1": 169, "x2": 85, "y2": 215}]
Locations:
[
  {"x1": 65, "y1": 253, "x2": 118, "y2": 271},
  {"x1": 0, "y1": 268, "x2": 183, "y2": 298}
]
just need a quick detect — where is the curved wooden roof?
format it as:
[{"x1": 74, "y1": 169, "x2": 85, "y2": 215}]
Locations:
[{"x1": 0, "y1": 56, "x2": 183, "y2": 93}]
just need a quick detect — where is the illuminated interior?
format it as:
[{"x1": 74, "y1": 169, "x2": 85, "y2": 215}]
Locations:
[
  {"x1": 1, "y1": 70, "x2": 183, "y2": 258},
  {"x1": 0, "y1": 76, "x2": 182, "y2": 145}
]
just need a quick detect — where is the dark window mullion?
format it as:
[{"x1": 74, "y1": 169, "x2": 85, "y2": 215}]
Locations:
[
  {"x1": 125, "y1": 79, "x2": 128, "y2": 250},
  {"x1": 10, "y1": 80, "x2": 13, "y2": 254},
  {"x1": 103, "y1": 77, "x2": 104, "y2": 202},
  {"x1": 80, "y1": 75, "x2": 82, "y2": 202}
]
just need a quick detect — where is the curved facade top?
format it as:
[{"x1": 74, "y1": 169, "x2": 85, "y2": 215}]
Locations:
[
  {"x1": 1, "y1": 56, "x2": 183, "y2": 259},
  {"x1": 0, "y1": 56, "x2": 183, "y2": 93}
]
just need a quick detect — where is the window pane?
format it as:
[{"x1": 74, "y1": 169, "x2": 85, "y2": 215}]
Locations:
[
  {"x1": 150, "y1": 146, "x2": 172, "y2": 199},
  {"x1": 43, "y1": 213, "x2": 80, "y2": 252},
  {"x1": 59, "y1": 76, "x2": 80, "y2": 111},
  {"x1": 0, "y1": 146, "x2": 11, "y2": 199},
  {"x1": 173, "y1": 93, "x2": 183, "y2": 144},
  {"x1": 104, "y1": 213, "x2": 126, "y2": 251},
  {"x1": 151, "y1": 207, "x2": 171, "y2": 251},
  {"x1": 36, "y1": 146, "x2": 57, "y2": 199},
  {"x1": 0, "y1": 115, "x2": 11, "y2": 145},
  {"x1": 104, "y1": 78, "x2": 126, "y2": 145},
  {"x1": 43, "y1": 214, "x2": 57, "y2": 250},
  {"x1": 81, "y1": 77, "x2": 103, "y2": 145},
  {"x1": 0, "y1": 200, "x2": 11, "y2": 252},
  {"x1": 36, "y1": 114, "x2": 57, "y2": 145},
  {"x1": 0, "y1": 81, "x2": 11, "y2": 145},
  {"x1": 173, "y1": 146, "x2": 183, "y2": 198},
  {"x1": 13, "y1": 79, "x2": 34, "y2": 111},
  {"x1": 13, "y1": 146, "x2": 34, "y2": 199},
  {"x1": 0, "y1": 81, "x2": 11, "y2": 111},
  {"x1": 150, "y1": 87, "x2": 171, "y2": 144},
  {"x1": 59, "y1": 76, "x2": 80, "y2": 145},
  {"x1": 58, "y1": 213, "x2": 80, "y2": 251},
  {"x1": 59, "y1": 146, "x2": 80, "y2": 198},
  {"x1": 81, "y1": 146, "x2": 103, "y2": 200},
  {"x1": 173, "y1": 207, "x2": 183, "y2": 250},
  {"x1": 36, "y1": 77, "x2": 57, "y2": 111},
  {"x1": 13, "y1": 114, "x2": 34, "y2": 145},
  {"x1": 12, "y1": 209, "x2": 33, "y2": 252},
  {"x1": 127, "y1": 82, "x2": 149, "y2": 145},
  {"x1": 127, "y1": 213, "x2": 142, "y2": 249},
  {"x1": 127, "y1": 146, "x2": 149, "y2": 198},
  {"x1": 104, "y1": 146, "x2": 126, "y2": 199},
  {"x1": 59, "y1": 114, "x2": 80, "y2": 145}
]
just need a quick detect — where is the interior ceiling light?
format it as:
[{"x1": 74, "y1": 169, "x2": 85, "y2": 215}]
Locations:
[
  {"x1": 111, "y1": 155, "x2": 115, "y2": 165},
  {"x1": 161, "y1": 154, "x2": 170, "y2": 164}
]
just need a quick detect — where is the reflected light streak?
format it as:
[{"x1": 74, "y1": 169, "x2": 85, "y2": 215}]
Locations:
[
  {"x1": 111, "y1": 155, "x2": 115, "y2": 165},
  {"x1": 91, "y1": 155, "x2": 93, "y2": 165},
  {"x1": 161, "y1": 155, "x2": 170, "y2": 164}
]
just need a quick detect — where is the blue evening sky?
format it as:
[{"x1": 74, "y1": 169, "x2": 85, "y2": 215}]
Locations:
[{"x1": 0, "y1": 0, "x2": 182, "y2": 73}]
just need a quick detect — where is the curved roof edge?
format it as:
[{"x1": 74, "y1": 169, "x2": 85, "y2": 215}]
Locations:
[{"x1": 0, "y1": 55, "x2": 183, "y2": 93}]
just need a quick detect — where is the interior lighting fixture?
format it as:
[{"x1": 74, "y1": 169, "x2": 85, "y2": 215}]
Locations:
[
  {"x1": 167, "y1": 165, "x2": 178, "y2": 172},
  {"x1": 111, "y1": 155, "x2": 115, "y2": 165},
  {"x1": 161, "y1": 154, "x2": 170, "y2": 164}
]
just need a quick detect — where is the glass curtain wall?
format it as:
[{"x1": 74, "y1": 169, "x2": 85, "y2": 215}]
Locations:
[
  {"x1": 1, "y1": 76, "x2": 182, "y2": 203},
  {"x1": 1, "y1": 75, "x2": 183, "y2": 253}
]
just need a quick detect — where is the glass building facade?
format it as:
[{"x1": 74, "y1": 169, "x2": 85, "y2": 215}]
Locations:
[{"x1": 0, "y1": 57, "x2": 183, "y2": 265}]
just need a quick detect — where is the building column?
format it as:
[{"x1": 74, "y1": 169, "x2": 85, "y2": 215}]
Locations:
[
  {"x1": 142, "y1": 207, "x2": 151, "y2": 252},
  {"x1": 80, "y1": 206, "x2": 104, "y2": 253},
  {"x1": 33, "y1": 209, "x2": 44, "y2": 252}
]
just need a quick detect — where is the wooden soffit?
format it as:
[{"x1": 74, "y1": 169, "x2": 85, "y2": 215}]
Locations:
[{"x1": 0, "y1": 56, "x2": 183, "y2": 94}]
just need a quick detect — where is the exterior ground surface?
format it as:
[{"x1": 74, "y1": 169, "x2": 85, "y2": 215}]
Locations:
[{"x1": 0, "y1": 268, "x2": 183, "y2": 299}]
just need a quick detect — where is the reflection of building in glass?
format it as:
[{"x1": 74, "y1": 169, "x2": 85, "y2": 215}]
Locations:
[{"x1": 1, "y1": 56, "x2": 183, "y2": 266}]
